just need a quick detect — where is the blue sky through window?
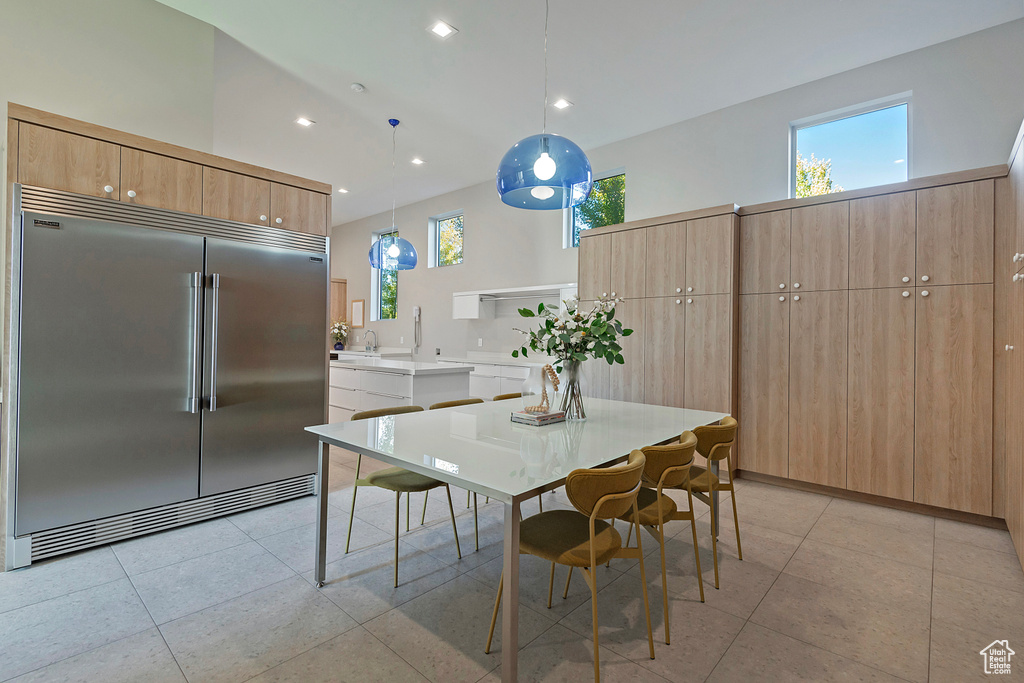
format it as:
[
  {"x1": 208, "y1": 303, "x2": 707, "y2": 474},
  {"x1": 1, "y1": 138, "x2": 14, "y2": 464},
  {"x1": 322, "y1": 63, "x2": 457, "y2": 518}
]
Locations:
[{"x1": 796, "y1": 103, "x2": 908, "y2": 192}]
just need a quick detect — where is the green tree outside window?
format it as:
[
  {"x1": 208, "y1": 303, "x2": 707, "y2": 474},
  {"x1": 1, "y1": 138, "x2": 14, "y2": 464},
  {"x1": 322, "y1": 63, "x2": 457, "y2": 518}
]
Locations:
[
  {"x1": 377, "y1": 231, "x2": 398, "y2": 320},
  {"x1": 572, "y1": 174, "x2": 625, "y2": 247},
  {"x1": 794, "y1": 152, "x2": 844, "y2": 198},
  {"x1": 437, "y1": 214, "x2": 463, "y2": 266}
]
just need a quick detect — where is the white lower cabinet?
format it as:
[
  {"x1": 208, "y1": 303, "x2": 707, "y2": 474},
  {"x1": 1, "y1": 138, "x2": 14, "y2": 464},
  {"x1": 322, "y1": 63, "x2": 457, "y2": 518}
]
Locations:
[{"x1": 327, "y1": 361, "x2": 472, "y2": 420}]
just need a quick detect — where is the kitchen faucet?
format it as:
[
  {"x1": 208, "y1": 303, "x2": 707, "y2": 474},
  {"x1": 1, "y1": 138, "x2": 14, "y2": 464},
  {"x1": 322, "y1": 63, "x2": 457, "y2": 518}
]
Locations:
[{"x1": 363, "y1": 329, "x2": 378, "y2": 352}]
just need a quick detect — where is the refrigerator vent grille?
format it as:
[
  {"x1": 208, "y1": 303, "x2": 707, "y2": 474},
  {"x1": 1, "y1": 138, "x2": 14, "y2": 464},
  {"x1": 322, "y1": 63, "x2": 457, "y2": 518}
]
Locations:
[
  {"x1": 19, "y1": 185, "x2": 327, "y2": 253},
  {"x1": 26, "y1": 475, "x2": 315, "y2": 562}
]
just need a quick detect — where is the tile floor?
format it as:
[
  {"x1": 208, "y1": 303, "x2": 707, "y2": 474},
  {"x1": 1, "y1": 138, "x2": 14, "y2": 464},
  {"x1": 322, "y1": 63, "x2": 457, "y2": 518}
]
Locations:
[{"x1": 2, "y1": 450, "x2": 1024, "y2": 682}]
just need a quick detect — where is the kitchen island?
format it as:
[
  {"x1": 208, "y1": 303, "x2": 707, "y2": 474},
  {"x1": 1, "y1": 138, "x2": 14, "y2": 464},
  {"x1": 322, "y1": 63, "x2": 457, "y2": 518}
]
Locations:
[{"x1": 328, "y1": 358, "x2": 474, "y2": 422}]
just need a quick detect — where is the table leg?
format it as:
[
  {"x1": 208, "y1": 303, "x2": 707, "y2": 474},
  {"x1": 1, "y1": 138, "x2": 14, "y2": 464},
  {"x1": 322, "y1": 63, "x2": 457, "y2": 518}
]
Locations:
[
  {"x1": 501, "y1": 499, "x2": 521, "y2": 682},
  {"x1": 314, "y1": 440, "x2": 330, "y2": 588},
  {"x1": 711, "y1": 459, "x2": 720, "y2": 540}
]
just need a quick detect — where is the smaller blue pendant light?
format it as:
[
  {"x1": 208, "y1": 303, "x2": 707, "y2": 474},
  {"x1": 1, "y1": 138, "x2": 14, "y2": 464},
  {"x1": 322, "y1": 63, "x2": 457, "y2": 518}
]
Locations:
[
  {"x1": 369, "y1": 119, "x2": 418, "y2": 270},
  {"x1": 496, "y1": 0, "x2": 592, "y2": 210}
]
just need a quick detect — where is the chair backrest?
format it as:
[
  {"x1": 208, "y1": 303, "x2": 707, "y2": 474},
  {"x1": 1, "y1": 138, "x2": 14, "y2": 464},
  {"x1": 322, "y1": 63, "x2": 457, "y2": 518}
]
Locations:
[
  {"x1": 351, "y1": 405, "x2": 424, "y2": 421},
  {"x1": 641, "y1": 431, "x2": 697, "y2": 489},
  {"x1": 429, "y1": 398, "x2": 485, "y2": 410},
  {"x1": 565, "y1": 450, "x2": 646, "y2": 520},
  {"x1": 693, "y1": 416, "x2": 737, "y2": 462},
  {"x1": 492, "y1": 392, "x2": 522, "y2": 401}
]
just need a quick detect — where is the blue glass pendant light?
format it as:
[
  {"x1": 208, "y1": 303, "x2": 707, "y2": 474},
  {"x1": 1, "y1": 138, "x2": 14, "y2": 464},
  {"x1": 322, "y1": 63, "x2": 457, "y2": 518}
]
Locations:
[
  {"x1": 496, "y1": 0, "x2": 592, "y2": 210},
  {"x1": 369, "y1": 119, "x2": 418, "y2": 270}
]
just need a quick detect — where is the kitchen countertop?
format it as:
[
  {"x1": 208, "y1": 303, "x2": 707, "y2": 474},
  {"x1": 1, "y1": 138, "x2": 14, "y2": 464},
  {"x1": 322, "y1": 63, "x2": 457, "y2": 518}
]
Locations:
[
  {"x1": 330, "y1": 358, "x2": 475, "y2": 376},
  {"x1": 435, "y1": 352, "x2": 558, "y2": 368}
]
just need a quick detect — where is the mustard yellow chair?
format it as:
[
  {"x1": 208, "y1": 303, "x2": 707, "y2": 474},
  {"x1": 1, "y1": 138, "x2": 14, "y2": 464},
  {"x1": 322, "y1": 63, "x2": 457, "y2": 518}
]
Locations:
[
  {"x1": 689, "y1": 416, "x2": 740, "y2": 589},
  {"x1": 485, "y1": 450, "x2": 655, "y2": 683},
  {"x1": 344, "y1": 405, "x2": 462, "y2": 587},
  {"x1": 492, "y1": 392, "x2": 522, "y2": 401},
  {"x1": 428, "y1": 398, "x2": 486, "y2": 549},
  {"x1": 617, "y1": 432, "x2": 704, "y2": 644}
]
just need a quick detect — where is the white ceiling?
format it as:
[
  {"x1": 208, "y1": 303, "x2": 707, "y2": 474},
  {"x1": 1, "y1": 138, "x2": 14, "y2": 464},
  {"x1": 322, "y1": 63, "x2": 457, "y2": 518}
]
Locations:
[{"x1": 157, "y1": 0, "x2": 1024, "y2": 225}]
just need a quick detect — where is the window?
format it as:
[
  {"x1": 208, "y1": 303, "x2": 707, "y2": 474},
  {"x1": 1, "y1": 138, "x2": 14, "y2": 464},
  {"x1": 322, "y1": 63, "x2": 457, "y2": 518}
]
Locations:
[
  {"x1": 566, "y1": 170, "x2": 625, "y2": 247},
  {"x1": 373, "y1": 230, "x2": 398, "y2": 320},
  {"x1": 791, "y1": 96, "x2": 909, "y2": 198},
  {"x1": 428, "y1": 210, "x2": 463, "y2": 267}
]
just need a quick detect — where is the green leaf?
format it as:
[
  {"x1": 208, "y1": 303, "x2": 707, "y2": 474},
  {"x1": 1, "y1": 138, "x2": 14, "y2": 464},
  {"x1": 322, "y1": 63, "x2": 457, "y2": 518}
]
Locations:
[
  {"x1": 537, "y1": 303, "x2": 545, "y2": 314},
  {"x1": 615, "y1": 353, "x2": 625, "y2": 364},
  {"x1": 622, "y1": 328, "x2": 633, "y2": 336},
  {"x1": 522, "y1": 348, "x2": 529, "y2": 357},
  {"x1": 512, "y1": 350, "x2": 519, "y2": 358},
  {"x1": 573, "y1": 352, "x2": 588, "y2": 361},
  {"x1": 518, "y1": 308, "x2": 535, "y2": 317}
]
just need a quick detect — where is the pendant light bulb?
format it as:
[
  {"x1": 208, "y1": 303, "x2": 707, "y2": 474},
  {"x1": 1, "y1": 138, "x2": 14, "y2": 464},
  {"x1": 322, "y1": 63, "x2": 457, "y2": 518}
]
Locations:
[
  {"x1": 533, "y1": 152, "x2": 556, "y2": 180},
  {"x1": 387, "y1": 243, "x2": 401, "y2": 258},
  {"x1": 531, "y1": 186, "x2": 555, "y2": 200}
]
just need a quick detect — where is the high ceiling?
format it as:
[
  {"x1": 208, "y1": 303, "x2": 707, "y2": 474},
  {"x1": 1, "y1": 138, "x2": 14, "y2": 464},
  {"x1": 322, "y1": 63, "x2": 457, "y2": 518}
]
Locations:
[{"x1": 157, "y1": 0, "x2": 1024, "y2": 225}]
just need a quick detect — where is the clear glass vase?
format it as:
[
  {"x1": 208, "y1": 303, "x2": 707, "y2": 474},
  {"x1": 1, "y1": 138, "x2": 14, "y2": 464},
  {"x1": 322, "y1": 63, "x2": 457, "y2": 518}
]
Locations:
[
  {"x1": 521, "y1": 365, "x2": 559, "y2": 414},
  {"x1": 559, "y1": 360, "x2": 587, "y2": 421}
]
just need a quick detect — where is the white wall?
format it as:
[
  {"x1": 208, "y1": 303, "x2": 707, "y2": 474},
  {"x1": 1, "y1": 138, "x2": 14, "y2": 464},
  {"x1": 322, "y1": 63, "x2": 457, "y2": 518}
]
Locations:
[{"x1": 331, "y1": 18, "x2": 1024, "y2": 360}]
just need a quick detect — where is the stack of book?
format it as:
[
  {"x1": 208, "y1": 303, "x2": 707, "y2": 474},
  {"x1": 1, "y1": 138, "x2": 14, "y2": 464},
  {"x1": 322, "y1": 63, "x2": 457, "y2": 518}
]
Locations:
[{"x1": 510, "y1": 410, "x2": 566, "y2": 426}]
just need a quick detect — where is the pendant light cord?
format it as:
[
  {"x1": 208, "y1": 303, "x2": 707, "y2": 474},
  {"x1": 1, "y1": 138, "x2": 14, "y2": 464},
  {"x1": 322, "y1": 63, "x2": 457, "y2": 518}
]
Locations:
[
  {"x1": 542, "y1": 0, "x2": 549, "y2": 134},
  {"x1": 391, "y1": 123, "x2": 397, "y2": 230}
]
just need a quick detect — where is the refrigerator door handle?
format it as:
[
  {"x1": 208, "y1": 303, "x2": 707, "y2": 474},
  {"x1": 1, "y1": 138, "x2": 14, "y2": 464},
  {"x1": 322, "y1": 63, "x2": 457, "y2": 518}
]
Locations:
[
  {"x1": 209, "y1": 273, "x2": 221, "y2": 411},
  {"x1": 188, "y1": 272, "x2": 203, "y2": 413}
]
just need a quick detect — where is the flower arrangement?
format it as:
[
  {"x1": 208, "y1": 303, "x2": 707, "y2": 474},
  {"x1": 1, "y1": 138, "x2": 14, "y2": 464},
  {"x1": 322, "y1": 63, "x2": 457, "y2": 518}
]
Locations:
[
  {"x1": 331, "y1": 319, "x2": 350, "y2": 344},
  {"x1": 512, "y1": 296, "x2": 632, "y2": 419}
]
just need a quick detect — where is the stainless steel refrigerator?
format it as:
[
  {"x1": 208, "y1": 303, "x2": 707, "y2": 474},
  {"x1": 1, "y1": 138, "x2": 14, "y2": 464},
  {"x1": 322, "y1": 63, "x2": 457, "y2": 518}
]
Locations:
[{"x1": 6, "y1": 185, "x2": 327, "y2": 563}]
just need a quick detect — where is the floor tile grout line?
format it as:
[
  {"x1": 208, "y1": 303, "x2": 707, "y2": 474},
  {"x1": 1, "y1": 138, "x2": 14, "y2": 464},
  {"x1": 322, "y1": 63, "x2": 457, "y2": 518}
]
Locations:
[
  {"x1": 111, "y1": 530, "x2": 254, "y2": 579},
  {"x1": 356, "y1": 624, "x2": 433, "y2": 683},
  {"x1": 0, "y1": 564, "x2": 129, "y2": 618},
  {"x1": 234, "y1": 623, "x2": 374, "y2": 683}
]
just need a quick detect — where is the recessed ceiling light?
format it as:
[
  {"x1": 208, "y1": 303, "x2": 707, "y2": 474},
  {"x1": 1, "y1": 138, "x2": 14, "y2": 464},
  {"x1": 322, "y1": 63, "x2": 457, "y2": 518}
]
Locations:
[
  {"x1": 295, "y1": 117, "x2": 315, "y2": 127},
  {"x1": 337, "y1": 188, "x2": 349, "y2": 193},
  {"x1": 429, "y1": 20, "x2": 458, "y2": 38},
  {"x1": 411, "y1": 158, "x2": 425, "y2": 165},
  {"x1": 553, "y1": 99, "x2": 573, "y2": 110}
]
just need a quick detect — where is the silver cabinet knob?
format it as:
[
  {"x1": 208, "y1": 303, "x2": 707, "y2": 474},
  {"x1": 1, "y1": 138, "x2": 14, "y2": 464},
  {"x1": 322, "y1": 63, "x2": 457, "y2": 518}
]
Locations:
[
  {"x1": 902, "y1": 276, "x2": 910, "y2": 283},
  {"x1": 779, "y1": 296, "x2": 786, "y2": 302},
  {"x1": 1007, "y1": 344, "x2": 1015, "y2": 351},
  {"x1": 126, "y1": 190, "x2": 137, "y2": 198},
  {"x1": 610, "y1": 292, "x2": 616, "y2": 297},
  {"x1": 779, "y1": 283, "x2": 786, "y2": 289},
  {"x1": 921, "y1": 275, "x2": 930, "y2": 282},
  {"x1": 793, "y1": 295, "x2": 800, "y2": 301},
  {"x1": 260, "y1": 215, "x2": 268, "y2": 222},
  {"x1": 675, "y1": 299, "x2": 681, "y2": 305},
  {"x1": 793, "y1": 282, "x2": 801, "y2": 289},
  {"x1": 602, "y1": 292, "x2": 608, "y2": 297},
  {"x1": 902, "y1": 291, "x2": 910, "y2": 298},
  {"x1": 676, "y1": 287, "x2": 681, "y2": 293},
  {"x1": 921, "y1": 290, "x2": 930, "y2": 297},
  {"x1": 275, "y1": 217, "x2": 283, "y2": 225},
  {"x1": 686, "y1": 298, "x2": 693, "y2": 304},
  {"x1": 103, "y1": 185, "x2": 114, "y2": 194},
  {"x1": 687, "y1": 286, "x2": 693, "y2": 292}
]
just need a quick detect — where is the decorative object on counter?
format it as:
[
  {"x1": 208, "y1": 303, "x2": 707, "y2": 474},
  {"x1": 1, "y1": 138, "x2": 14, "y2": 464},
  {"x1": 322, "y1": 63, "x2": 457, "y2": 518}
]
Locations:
[
  {"x1": 350, "y1": 299, "x2": 365, "y2": 328},
  {"x1": 522, "y1": 364, "x2": 559, "y2": 413},
  {"x1": 511, "y1": 409, "x2": 565, "y2": 426},
  {"x1": 513, "y1": 295, "x2": 632, "y2": 420},
  {"x1": 369, "y1": 119, "x2": 418, "y2": 270},
  {"x1": 331, "y1": 319, "x2": 350, "y2": 350},
  {"x1": 495, "y1": 0, "x2": 592, "y2": 210}
]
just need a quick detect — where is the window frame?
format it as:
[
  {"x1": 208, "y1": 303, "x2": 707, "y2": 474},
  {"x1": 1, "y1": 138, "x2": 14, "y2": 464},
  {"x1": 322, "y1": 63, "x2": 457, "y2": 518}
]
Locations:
[
  {"x1": 563, "y1": 166, "x2": 626, "y2": 249},
  {"x1": 789, "y1": 92, "x2": 912, "y2": 199},
  {"x1": 370, "y1": 228, "x2": 399, "y2": 322},
  {"x1": 427, "y1": 209, "x2": 464, "y2": 268}
]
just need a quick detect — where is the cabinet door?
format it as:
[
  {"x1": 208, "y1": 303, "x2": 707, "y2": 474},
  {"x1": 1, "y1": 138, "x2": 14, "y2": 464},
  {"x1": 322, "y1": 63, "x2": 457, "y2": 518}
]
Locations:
[
  {"x1": 915, "y1": 284, "x2": 993, "y2": 514},
  {"x1": 917, "y1": 180, "x2": 994, "y2": 286},
  {"x1": 685, "y1": 214, "x2": 734, "y2": 295},
  {"x1": 791, "y1": 202, "x2": 849, "y2": 292},
  {"x1": 610, "y1": 230, "x2": 646, "y2": 299},
  {"x1": 738, "y1": 293, "x2": 789, "y2": 476},
  {"x1": 270, "y1": 183, "x2": 328, "y2": 235},
  {"x1": 644, "y1": 297, "x2": 685, "y2": 408},
  {"x1": 849, "y1": 192, "x2": 916, "y2": 289},
  {"x1": 578, "y1": 234, "x2": 611, "y2": 300},
  {"x1": 18, "y1": 122, "x2": 120, "y2": 198},
  {"x1": 120, "y1": 148, "x2": 202, "y2": 214},
  {"x1": 645, "y1": 222, "x2": 686, "y2": 298},
  {"x1": 847, "y1": 288, "x2": 916, "y2": 500},
  {"x1": 202, "y1": 167, "x2": 271, "y2": 226},
  {"x1": 739, "y1": 211, "x2": 790, "y2": 294},
  {"x1": 1006, "y1": 274, "x2": 1024, "y2": 552},
  {"x1": 608, "y1": 299, "x2": 645, "y2": 402},
  {"x1": 789, "y1": 290, "x2": 848, "y2": 488},
  {"x1": 684, "y1": 294, "x2": 733, "y2": 412}
]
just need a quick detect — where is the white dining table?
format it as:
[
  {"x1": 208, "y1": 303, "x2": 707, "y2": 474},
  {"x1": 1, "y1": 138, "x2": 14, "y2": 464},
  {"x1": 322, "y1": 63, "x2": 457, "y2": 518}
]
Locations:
[{"x1": 306, "y1": 397, "x2": 729, "y2": 682}]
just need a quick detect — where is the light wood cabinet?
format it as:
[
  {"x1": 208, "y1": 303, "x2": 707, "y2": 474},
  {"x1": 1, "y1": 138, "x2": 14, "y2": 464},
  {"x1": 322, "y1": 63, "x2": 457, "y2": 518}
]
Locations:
[
  {"x1": 202, "y1": 167, "x2": 271, "y2": 226},
  {"x1": 739, "y1": 210, "x2": 790, "y2": 294},
  {"x1": 917, "y1": 180, "x2": 994, "y2": 286},
  {"x1": 788, "y1": 290, "x2": 848, "y2": 488},
  {"x1": 790, "y1": 202, "x2": 849, "y2": 292},
  {"x1": 738, "y1": 293, "x2": 789, "y2": 476},
  {"x1": 270, "y1": 182, "x2": 328, "y2": 236},
  {"x1": 914, "y1": 283, "x2": 993, "y2": 514},
  {"x1": 578, "y1": 234, "x2": 611, "y2": 300},
  {"x1": 849, "y1": 192, "x2": 916, "y2": 289},
  {"x1": 684, "y1": 294, "x2": 733, "y2": 411},
  {"x1": 1005, "y1": 272, "x2": 1024, "y2": 554},
  {"x1": 610, "y1": 230, "x2": 646, "y2": 299},
  {"x1": 846, "y1": 288, "x2": 916, "y2": 501},
  {"x1": 120, "y1": 148, "x2": 202, "y2": 214},
  {"x1": 18, "y1": 122, "x2": 120, "y2": 199},
  {"x1": 645, "y1": 222, "x2": 686, "y2": 298},
  {"x1": 608, "y1": 299, "x2": 645, "y2": 402},
  {"x1": 644, "y1": 297, "x2": 686, "y2": 408},
  {"x1": 685, "y1": 215, "x2": 734, "y2": 295}
]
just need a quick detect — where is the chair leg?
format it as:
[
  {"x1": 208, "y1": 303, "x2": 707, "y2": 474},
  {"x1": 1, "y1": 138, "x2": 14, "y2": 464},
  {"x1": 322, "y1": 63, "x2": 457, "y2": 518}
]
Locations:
[
  {"x1": 421, "y1": 490, "x2": 429, "y2": 526},
  {"x1": 729, "y1": 487, "x2": 743, "y2": 561},
  {"x1": 563, "y1": 566, "x2": 573, "y2": 599},
  {"x1": 345, "y1": 455, "x2": 362, "y2": 554},
  {"x1": 658, "y1": 522, "x2": 670, "y2": 644},
  {"x1": 485, "y1": 571, "x2": 503, "y2": 654},
  {"x1": 394, "y1": 491, "x2": 401, "y2": 588},
  {"x1": 444, "y1": 485, "x2": 462, "y2": 560},
  {"x1": 538, "y1": 494, "x2": 543, "y2": 513},
  {"x1": 708, "y1": 484, "x2": 720, "y2": 589},
  {"x1": 406, "y1": 492, "x2": 411, "y2": 532},
  {"x1": 547, "y1": 562, "x2": 556, "y2": 608},
  {"x1": 473, "y1": 493, "x2": 479, "y2": 552},
  {"x1": 633, "y1": 520, "x2": 655, "y2": 660},
  {"x1": 587, "y1": 567, "x2": 601, "y2": 683},
  {"x1": 466, "y1": 489, "x2": 471, "y2": 509}
]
